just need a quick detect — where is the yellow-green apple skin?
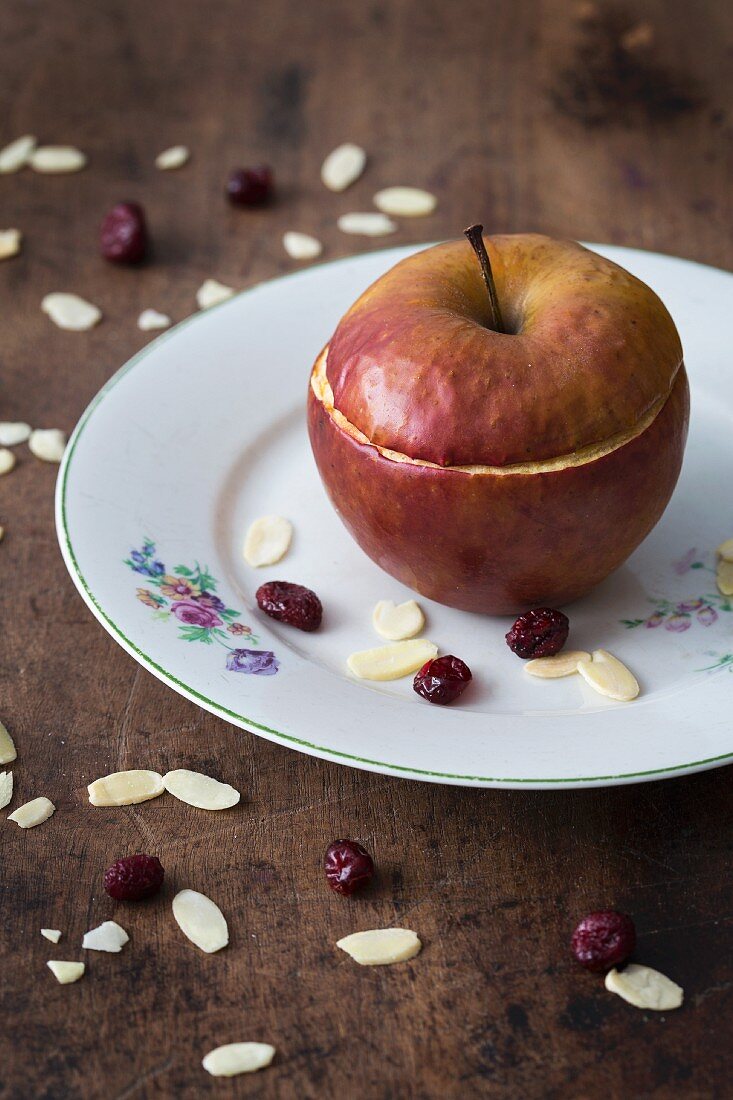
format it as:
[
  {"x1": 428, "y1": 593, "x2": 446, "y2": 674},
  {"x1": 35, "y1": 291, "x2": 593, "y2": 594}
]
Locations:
[{"x1": 308, "y1": 234, "x2": 689, "y2": 614}]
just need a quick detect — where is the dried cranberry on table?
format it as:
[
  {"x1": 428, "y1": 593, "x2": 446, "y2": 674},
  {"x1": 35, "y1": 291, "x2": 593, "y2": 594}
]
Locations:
[
  {"x1": 571, "y1": 909, "x2": 636, "y2": 972},
  {"x1": 324, "y1": 839, "x2": 374, "y2": 896},
  {"x1": 413, "y1": 655, "x2": 472, "y2": 705},
  {"x1": 256, "y1": 580, "x2": 322, "y2": 632},
  {"x1": 103, "y1": 853, "x2": 164, "y2": 901},
  {"x1": 505, "y1": 607, "x2": 569, "y2": 659},
  {"x1": 100, "y1": 202, "x2": 148, "y2": 263},
  {"x1": 226, "y1": 165, "x2": 274, "y2": 207}
]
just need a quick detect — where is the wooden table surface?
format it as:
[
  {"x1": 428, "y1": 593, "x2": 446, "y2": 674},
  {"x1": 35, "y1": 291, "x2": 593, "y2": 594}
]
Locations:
[{"x1": 1, "y1": 1, "x2": 732, "y2": 1097}]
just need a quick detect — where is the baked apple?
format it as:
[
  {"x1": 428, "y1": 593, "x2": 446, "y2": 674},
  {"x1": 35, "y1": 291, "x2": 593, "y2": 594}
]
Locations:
[{"x1": 307, "y1": 230, "x2": 689, "y2": 614}]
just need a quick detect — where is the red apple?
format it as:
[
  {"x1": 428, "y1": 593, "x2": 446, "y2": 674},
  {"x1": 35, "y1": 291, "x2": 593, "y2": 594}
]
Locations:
[{"x1": 307, "y1": 233, "x2": 689, "y2": 614}]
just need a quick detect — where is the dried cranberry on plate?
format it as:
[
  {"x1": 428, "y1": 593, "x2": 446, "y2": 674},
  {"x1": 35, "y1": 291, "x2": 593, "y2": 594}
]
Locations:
[
  {"x1": 256, "y1": 580, "x2": 322, "y2": 632},
  {"x1": 505, "y1": 607, "x2": 569, "y2": 659},
  {"x1": 413, "y1": 655, "x2": 472, "y2": 705}
]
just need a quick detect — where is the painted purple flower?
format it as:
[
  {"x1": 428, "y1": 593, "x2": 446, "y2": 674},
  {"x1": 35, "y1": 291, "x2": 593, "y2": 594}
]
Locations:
[
  {"x1": 645, "y1": 611, "x2": 665, "y2": 628},
  {"x1": 195, "y1": 590, "x2": 226, "y2": 611},
  {"x1": 665, "y1": 614, "x2": 692, "y2": 632},
  {"x1": 675, "y1": 599, "x2": 704, "y2": 613},
  {"x1": 672, "y1": 548, "x2": 698, "y2": 576},
  {"x1": 226, "y1": 648, "x2": 279, "y2": 675},
  {"x1": 171, "y1": 600, "x2": 222, "y2": 628},
  {"x1": 697, "y1": 606, "x2": 718, "y2": 627}
]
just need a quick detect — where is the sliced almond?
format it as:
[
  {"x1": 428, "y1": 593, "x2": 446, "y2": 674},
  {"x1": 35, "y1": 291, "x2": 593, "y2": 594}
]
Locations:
[
  {"x1": 82, "y1": 920, "x2": 129, "y2": 953},
  {"x1": 202, "y1": 1043, "x2": 276, "y2": 1077},
  {"x1": 717, "y1": 560, "x2": 733, "y2": 596},
  {"x1": 373, "y1": 187, "x2": 437, "y2": 217},
  {"x1": 87, "y1": 769, "x2": 164, "y2": 807},
  {"x1": 243, "y1": 515, "x2": 292, "y2": 567},
  {"x1": 0, "y1": 771, "x2": 13, "y2": 810},
  {"x1": 716, "y1": 538, "x2": 733, "y2": 562},
  {"x1": 337, "y1": 212, "x2": 397, "y2": 237},
  {"x1": 0, "y1": 229, "x2": 22, "y2": 260},
  {"x1": 337, "y1": 928, "x2": 422, "y2": 966},
  {"x1": 605, "y1": 964, "x2": 683, "y2": 1011},
  {"x1": 525, "y1": 650, "x2": 592, "y2": 679},
  {"x1": 372, "y1": 599, "x2": 425, "y2": 641},
  {"x1": 47, "y1": 961, "x2": 84, "y2": 985},
  {"x1": 196, "y1": 279, "x2": 235, "y2": 310},
  {"x1": 163, "y1": 769, "x2": 240, "y2": 811},
  {"x1": 28, "y1": 429, "x2": 67, "y2": 463},
  {"x1": 321, "y1": 143, "x2": 367, "y2": 192},
  {"x1": 42, "y1": 292, "x2": 102, "y2": 331},
  {"x1": 0, "y1": 422, "x2": 31, "y2": 446},
  {"x1": 577, "y1": 649, "x2": 639, "y2": 701},
  {"x1": 41, "y1": 928, "x2": 62, "y2": 944},
  {"x1": 138, "y1": 308, "x2": 171, "y2": 331},
  {"x1": 172, "y1": 889, "x2": 229, "y2": 954},
  {"x1": 0, "y1": 449, "x2": 16, "y2": 476},
  {"x1": 155, "y1": 145, "x2": 190, "y2": 170},
  {"x1": 0, "y1": 134, "x2": 37, "y2": 174},
  {"x1": 283, "y1": 231, "x2": 323, "y2": 260},
  {"x1": 8, "y1": 796, "x2": 55, "y2": 829},
  {"x1": 347, "y1": 639, "x2": 438, "y2": 681},
  {"x1": 30, "y1": 146, "x2": 86, "y2": 173},
  {"x1": 0, "y1": 721, "x2": 16, "y2": 764}
]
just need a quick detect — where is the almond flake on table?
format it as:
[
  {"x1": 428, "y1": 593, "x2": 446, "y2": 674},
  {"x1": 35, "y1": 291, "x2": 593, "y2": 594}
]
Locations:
[
  {"x1": 30, "y1": 146, "x2": 87, "y2": 173},
  {"x1": 347, "y1": 639, "x2": 438, "y2": 681},
  {"x1": 8, "y1": 796, "x2": 55, "y2": 829},
  {"x1": 321, "y1": 143, "x2": 367, "y2": 192},
  {"x1": 577, "y1": 649, "x2": 639, "y2": 701},
  {"x1": 337, "y1": 212, "x2": 397, "y2": 237},
  {"x1": 0, "y1": 134, "x2": 37, "y2": 173},
  {"x1": 605, "y1": 964, "x2": 683, "y2": 1011},
  {"x1": 0, "y1": 229, "x2": 22, "y2": 260},
  {"x1": 138, "y1": 308, "x2": 171, "y2": 331},
  {"x1": 0, "y1": 422, "x2": 31, "y2": 446},
  {"x1": 372, "y1": 599, "x2": 425, "y2": 641},
  {"x1": 47, "y1": 961, "x2": 84, "y2": 985},
  {"x1": 203, "y1": 1043, "x2": 276, "y2": 1077},
  {"x1": 373, "y1": 187, "x2": 437, "y2": 217},
  {"x1": 0, "y1": 449, "x2": 16, "y2": 476},
  {"x1": 0, "y1": 721, "x2": 17, "y2": 764},
  {"x1": 337, "y1": 928, "x2": 422, "y2": 966},
  {"x1": 172, "y1": 889, "x2": 229, "y2": 954},
  {"x1": 87, "y1": 769, "x2": 164, "y2": 806},
  {"x1": 525, "y1": 650, "x2": 592, "y2": 678},
  {"x1": 196, "y1": 279, "x2": 235, "y2": 310},
  {"x1": 0, "y1": 771, "x2": 13, "y2": 811},
  {"x1": 717, "y1": 537, "x2": 733, "y2": 562},
  {"x1": 283, "y1": 231, "x2": 323, "y2": 260},
  {"x1": 717, "y1": 560, "x2": 733, "y2": 596},
  {"x1": 155, "y1": 145, "x2": 190, "y2": 170},
  {"x1": 82, "y1": 920, "x2": 129, "y2": 953},
  {"x1": 41, "y1": 928, "x2": 62, "y2": 944},
  {"x1": 28, "y1": 429, "x2": 67, "y2": 463},
  {"x1": 41, "y1": 292, "x2": 102, "y2": 331},
  {"x1": 243, "y1": 515, "x2": 293, "y2": 567},
  {"x1": 163, "y1": 769, "x2": 240, "y2": 811}
]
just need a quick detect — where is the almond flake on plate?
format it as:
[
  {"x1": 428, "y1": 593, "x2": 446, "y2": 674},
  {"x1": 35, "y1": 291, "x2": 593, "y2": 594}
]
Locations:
[
  {"x1": 0, "y1": 771, "x2": 13, "y2": 810},
  {"x1": 202, "y1": 1043, "x2": 276, "y2": 1077},
  {"x1": 0, "y1": 449, "x2": 16, "y2": 476},
  {"x1": 0, "y1": 422, "x2": 31, "y2": 446},
  {"x1": 155, "y1": 145, "x2": 190, "y2": 170},
  {"x1": 41, "y1": 928, "x2": 62, "y2": 944},
  {"x1": 196, "y1": 279, "x2": 235, "y2": 310},
  {"x1": 87, "y1": 769, "x2": 164, "y2": 807},
  {"x1": 138, "y1": 308, "x2": 171, "y2": 331},
  {"x1": 605, "y1": 964, "x2": 683, "y2": 1011},
  {"x1": 172, "y1": 889, "x2": 229, "y2": 954},
  {"x1": 372, "y1": 599, "x2": 425, "y2": 641},
  {"x1": 716, "y1": 537, "x2": 733, "y2": 562},
  {"x1": 163, "y1": 769, "x2": 240, "y2": 811},
  {"x1": 347, "y1": 639, "x2": 437, "y2": 681},
  {"x1": 337, "y1": 928, "x2": 422, "y2": 966},
  {"x1": 717, "y1": 560, "x2": 733, "y2": 596},
  {"x1": 337, "y1": 212, "x2": 397, "y2": 237},
  {"x1": 283, "y1": 231, "x2": 323, "y2": 260},
  {"x1": 321, "y1": 143, "x2": 367, "y2": 192},
  {"x1": 47, "y1": 961, "x2": 84, "y2": 985},
  {"x1": 30, "y1": 146, "x2": 87, "y2": 173},
  {"x1": 243, "y1": 515, "x2": 293, "y2": 567},
  {"x1": 82, "y1": 920, "x2": 129, "y2": 953},
  {"x1": 28, "y1": 429, "x2": 67, "y2": 463},
  {"x1": 0, "y1": 229, "x2": 22, "y2": 260},
  {"x1": 42, "y1": 292, "x2": 102, "y2": 331},
  {"x1": 373, "y1": 187, "x2": 437, "y2": 217},
  {"x1": 0, "y1": 721, "x2": 16, "y2": 764},
  {"x1": 577, "y1": 649, "x2": 639, "y2": 701},
  {"x1": 525, "y1": 650, "x2": 591, "y2": 678},
  {"x1": 0, "y1": 134, "x2": 36, "y2": 173},
  {"x1": 8, "y1": 796, "x2": 55, "y2": 829}
]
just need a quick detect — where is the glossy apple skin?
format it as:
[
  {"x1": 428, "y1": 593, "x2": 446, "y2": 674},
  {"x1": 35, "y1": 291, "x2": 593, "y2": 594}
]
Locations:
[{"x1": 308, "y1": 368, "x2": 689, "y2": 614}]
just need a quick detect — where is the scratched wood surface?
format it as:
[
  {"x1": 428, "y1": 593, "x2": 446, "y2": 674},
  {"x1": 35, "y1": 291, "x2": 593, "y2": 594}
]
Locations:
[{"x1": 1, "y1": 1, "x2": 732, "y2": 1097}]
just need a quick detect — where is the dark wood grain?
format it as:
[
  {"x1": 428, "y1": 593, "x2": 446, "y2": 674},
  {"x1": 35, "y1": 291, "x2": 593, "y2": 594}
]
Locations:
[{"x1": 1, "y1": 1, "x2": 732, "y2": 1097}]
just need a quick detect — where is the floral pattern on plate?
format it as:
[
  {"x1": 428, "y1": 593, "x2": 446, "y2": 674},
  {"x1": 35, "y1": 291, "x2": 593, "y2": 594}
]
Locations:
[{"x1": 621, "y1": 548, "x2": 731, "y2": 633}]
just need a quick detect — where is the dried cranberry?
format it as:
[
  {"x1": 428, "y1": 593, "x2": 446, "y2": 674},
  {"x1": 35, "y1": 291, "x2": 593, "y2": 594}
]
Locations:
[
  {"x1": 100, "y1": 202, "x2": 148, "y2": 264},
  {"x1": 571, "y1": 909, "x2": 636, "y2": 972},
  {"x1": 413, "y1": 655, "x2": 472, "y2": 705},
  {"x1": 103, "y1": 853, "x2": 164, "y2": 901},
  {"x1": 256, "y1": 580, "x2": 322, "y2": 631},
  {"x1": 505, "y1": 607, "x2": 569, "y2": 659},
  {"x1": 226, "y1": 165, "x2": 274, "y2": 207},
  {"x1": 324, "y1": 839, "x2": 374, "y2": 896}
]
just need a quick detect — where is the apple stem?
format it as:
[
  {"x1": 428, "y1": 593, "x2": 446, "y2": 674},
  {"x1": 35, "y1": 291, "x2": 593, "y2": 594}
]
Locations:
[{"x1": 463, "y1": 224, "x2": 505, "y2": 334}]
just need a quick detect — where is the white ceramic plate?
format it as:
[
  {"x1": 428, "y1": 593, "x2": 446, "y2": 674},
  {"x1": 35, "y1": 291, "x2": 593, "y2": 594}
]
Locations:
[{"x1": 56, "y1": 244, "x2": 733, "y2": 789}]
